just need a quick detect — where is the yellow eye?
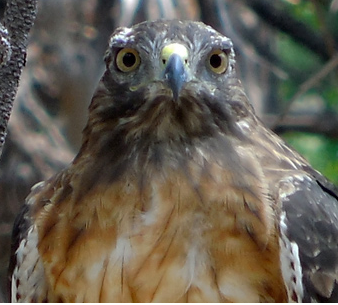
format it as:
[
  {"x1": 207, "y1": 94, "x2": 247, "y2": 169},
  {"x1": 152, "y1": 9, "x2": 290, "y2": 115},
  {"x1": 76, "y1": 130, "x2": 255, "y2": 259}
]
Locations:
[
  {"x1": 116, "y1": 48, "x2": 140, "y2": 72},
  {"x1": 208, "y1": 50, "x2": 228, "y2": 74}
]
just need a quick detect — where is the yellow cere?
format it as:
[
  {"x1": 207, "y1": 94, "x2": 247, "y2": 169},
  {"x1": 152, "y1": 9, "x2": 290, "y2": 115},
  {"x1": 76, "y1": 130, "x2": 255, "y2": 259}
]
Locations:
[{"x1": 161, "y1": 43, "x2": 189, "y2": 66}]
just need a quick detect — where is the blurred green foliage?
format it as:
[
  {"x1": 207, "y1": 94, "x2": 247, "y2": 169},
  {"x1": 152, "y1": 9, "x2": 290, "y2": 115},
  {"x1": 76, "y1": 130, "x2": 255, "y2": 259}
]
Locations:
[
  {"x1": 283, "y1": 132, "x2": 338, "y2": 184},
  {"x1": 277, "y1": 1, "x2": 338, "y2": 184}
]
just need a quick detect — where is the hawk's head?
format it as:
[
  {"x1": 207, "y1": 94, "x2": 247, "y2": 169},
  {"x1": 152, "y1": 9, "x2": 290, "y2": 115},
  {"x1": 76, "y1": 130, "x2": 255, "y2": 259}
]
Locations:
[
  {"x1": 77, "y1": 20, "x2": 256, "y2": 188},
  {"x1": 85, "y1": 20, "x2": 253, "y2": 142}
]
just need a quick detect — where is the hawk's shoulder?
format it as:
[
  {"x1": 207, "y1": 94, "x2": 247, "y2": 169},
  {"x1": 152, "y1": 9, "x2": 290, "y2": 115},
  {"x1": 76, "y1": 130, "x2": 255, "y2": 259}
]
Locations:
[
  {"x1": 278, "y1": 171, "x2": 338, "y2": 302},
  {"x1": 248, "y1": 121, "x2": 338, "y2": 302}
]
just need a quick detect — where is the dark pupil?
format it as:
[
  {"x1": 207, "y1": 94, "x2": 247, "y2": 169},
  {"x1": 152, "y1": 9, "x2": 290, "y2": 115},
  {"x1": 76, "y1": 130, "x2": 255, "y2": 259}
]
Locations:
[
  {"x1": 123, "y1": 52, "x2": 136, "y2": 67},
  {"x1": 210, "y1": 54, "x2": 222, "y2": 68}
]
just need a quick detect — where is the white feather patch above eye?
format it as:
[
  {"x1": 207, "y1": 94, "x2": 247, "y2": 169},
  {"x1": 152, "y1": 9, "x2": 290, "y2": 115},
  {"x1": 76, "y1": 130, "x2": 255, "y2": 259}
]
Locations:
[{"x1": 110, "y1": 27, "x2": 134, "y2": 47}]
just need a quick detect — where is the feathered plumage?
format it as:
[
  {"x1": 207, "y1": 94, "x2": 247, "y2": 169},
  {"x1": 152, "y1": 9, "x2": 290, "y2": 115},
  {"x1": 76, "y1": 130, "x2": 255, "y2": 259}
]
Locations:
[{"x1": 8, "y1": 20, "x2": 338, "y2": 302}]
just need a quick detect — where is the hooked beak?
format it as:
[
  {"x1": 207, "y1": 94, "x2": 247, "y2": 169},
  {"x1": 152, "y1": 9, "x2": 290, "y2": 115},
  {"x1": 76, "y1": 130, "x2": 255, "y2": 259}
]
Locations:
[{"x1": 162, "y1": 43, "x2": 189, "y2": 101}]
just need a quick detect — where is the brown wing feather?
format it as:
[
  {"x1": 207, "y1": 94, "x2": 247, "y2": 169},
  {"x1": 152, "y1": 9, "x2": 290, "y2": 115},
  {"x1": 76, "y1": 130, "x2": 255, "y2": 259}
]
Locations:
[{"x1": 279, "y1": 174, "x2": 338, "y2": 302}]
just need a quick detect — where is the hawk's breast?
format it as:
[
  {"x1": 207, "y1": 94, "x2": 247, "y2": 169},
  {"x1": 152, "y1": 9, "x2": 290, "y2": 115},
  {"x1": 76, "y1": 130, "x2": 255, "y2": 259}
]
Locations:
[{"x1": 36, "y1": 155, "x2": 288, "y2": 302}]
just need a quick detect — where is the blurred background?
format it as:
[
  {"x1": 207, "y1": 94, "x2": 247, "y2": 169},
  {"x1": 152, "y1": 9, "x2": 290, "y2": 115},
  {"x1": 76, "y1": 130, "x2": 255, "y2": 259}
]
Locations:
[{"x1": 0, "y1": 0, "x2": 338, "y2": 301}]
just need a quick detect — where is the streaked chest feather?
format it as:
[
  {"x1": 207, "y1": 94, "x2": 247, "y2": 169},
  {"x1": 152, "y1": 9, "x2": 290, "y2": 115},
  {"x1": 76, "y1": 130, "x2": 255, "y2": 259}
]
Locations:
[{"x1": 36, "y1": 158, "x2": 287, "y2": 302}]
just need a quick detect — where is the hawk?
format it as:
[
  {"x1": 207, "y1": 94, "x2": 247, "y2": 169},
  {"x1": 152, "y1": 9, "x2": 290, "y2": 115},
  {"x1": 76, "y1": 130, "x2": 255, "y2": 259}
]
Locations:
[{"x1": 8, "y1": 20, "x2": 338, "y2": 302}]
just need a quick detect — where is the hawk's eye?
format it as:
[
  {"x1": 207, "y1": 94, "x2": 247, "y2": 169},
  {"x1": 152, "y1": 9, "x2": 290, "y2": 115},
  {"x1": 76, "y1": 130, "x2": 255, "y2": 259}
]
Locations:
[
  {"x1": 116, "y1": 48, "x2": 140, "y2": 72},
  {"x1": 207, "y1": 50, "x2": 228, "y2": 74}
]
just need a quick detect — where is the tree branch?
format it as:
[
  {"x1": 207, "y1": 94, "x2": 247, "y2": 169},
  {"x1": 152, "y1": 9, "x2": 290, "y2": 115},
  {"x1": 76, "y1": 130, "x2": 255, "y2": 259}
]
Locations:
[
  {"x1": 265, "y1": 112, "x2": 338, "y2": 139},
  {"x1": 273, "y1": 52, "x2": 338, "y2": 127},
  {"x1": 0, "y1": 23, "x2": 11, "y2": 67},
  {"x1": 241, "y1": 0, "x2": 334, "y2": 60},
  {"x1": 0, "y1": 0, "x2": 37, "y2": 157}
]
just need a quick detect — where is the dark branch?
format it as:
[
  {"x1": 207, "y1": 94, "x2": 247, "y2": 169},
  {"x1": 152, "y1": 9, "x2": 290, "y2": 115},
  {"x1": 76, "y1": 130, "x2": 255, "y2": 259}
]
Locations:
[
  {"x1": 241, "y1": 0, "x2": 333, "y2": 60},
  {"x1": 0, "y1": 0, "x2": 38, "y2": 157},
  {"x1": 273, "y1": 52, "x2": 338, "y2": 127},
  {"x1": 265, "y1": 112, "x2": 338, "y2": 139},
  {"x1": 198, "y1": 0, "x2": 225, "y2": 33}
]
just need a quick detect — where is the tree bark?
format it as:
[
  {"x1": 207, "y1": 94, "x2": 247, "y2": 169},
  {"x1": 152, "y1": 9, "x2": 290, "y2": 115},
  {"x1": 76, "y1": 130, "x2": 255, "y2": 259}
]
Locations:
[{"x1": 0, "y1": 0, "x2": 37, "y2": 157}]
